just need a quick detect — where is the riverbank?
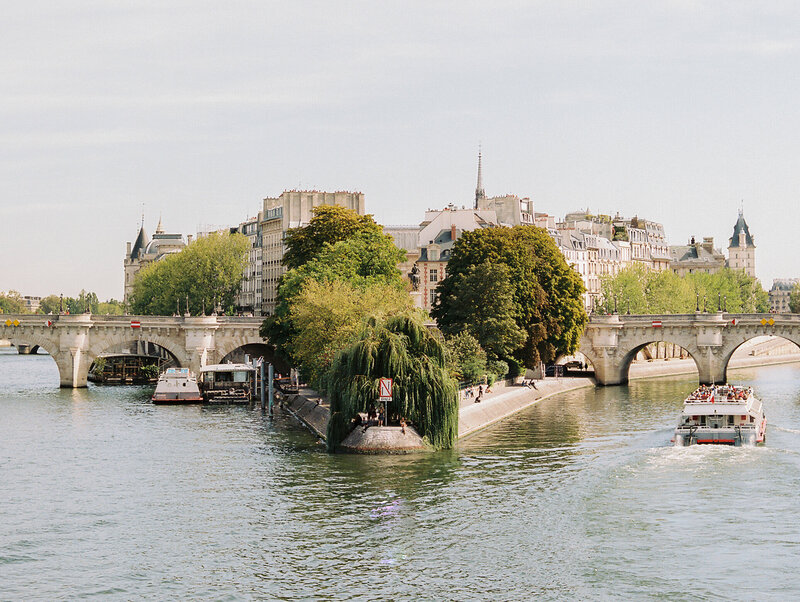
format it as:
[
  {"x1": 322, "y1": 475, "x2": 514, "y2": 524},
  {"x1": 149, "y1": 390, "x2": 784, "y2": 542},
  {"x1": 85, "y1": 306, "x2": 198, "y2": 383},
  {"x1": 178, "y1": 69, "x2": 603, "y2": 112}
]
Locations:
[{"x1": 280, "y1": 353, "x2": 800, "y2": 447}]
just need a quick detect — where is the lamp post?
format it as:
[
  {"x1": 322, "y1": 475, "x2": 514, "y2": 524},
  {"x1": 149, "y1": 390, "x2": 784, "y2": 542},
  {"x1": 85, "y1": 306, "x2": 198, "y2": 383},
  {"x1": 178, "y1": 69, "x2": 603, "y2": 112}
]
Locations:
[
  {"x1": 695, "y1": 294, "x2": 700, "y2": 313},
  {"x1": 614, "y1": 295, "x2": 618, "y2": 314},
  {"x1": 703, "y1": 296, "x2": 707, "y2": 313}
]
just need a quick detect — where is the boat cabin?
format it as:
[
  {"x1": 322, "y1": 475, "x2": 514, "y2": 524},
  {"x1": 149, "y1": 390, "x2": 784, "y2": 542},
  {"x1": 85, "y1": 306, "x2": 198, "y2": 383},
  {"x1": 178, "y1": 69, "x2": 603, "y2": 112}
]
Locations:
[{"x1": 199, "y1": 363, "x2": 256, "y2": 403}]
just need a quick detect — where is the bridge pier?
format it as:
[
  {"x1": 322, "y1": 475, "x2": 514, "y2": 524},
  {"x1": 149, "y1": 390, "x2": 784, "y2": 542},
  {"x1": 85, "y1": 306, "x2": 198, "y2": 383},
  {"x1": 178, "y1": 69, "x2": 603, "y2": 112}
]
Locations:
[
  {"x1": 591, "y1": 353, "x2": 628, "y2": 386},
  {"x1": 696, "y1": 348, "x2": 726, "y2": 385}
]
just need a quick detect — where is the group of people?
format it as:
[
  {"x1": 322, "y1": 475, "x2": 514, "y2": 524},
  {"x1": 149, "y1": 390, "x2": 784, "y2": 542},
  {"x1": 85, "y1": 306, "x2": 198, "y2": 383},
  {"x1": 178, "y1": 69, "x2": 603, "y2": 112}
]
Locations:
[
  {"x1": 463, "y1": 384, "x2": 491, "y2": 404},
  {"x1": 356, "y1": 403, "x2": 408, "y2": 434}
]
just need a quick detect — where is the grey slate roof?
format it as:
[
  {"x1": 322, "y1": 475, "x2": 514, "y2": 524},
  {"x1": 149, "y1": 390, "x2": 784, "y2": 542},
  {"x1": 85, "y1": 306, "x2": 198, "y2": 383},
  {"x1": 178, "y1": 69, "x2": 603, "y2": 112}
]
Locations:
[
  {"x1": 729, "y1": 213, "x2": 754, "y2": 248},
  {"x1": 130, "y1": 226, "x2": 149, "y2": 259}
]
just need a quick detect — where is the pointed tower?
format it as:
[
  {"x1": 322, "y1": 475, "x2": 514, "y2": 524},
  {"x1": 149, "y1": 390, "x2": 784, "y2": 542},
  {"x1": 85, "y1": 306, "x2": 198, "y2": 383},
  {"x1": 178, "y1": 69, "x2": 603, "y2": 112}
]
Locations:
[
  {"x1": 475, "y1": 147, "x2": 486, "y2": 209},
  {"x1": 155, "y1": 215, "x2": 165, "y2": 235},
  {"x1": 727, "y1": 208, "x2": 756, "y2": 279}
]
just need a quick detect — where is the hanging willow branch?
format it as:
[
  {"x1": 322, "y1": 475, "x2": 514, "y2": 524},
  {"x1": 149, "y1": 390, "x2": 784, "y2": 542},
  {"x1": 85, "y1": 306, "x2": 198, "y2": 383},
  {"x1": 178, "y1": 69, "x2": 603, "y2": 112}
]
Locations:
[{"x1": 326, "y1": 313, "x2": 459, "y2": 452}]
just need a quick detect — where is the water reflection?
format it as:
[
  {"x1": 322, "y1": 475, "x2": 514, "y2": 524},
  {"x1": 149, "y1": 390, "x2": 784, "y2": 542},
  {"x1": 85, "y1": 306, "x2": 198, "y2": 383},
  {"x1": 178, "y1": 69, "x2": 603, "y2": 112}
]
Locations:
[{"x1": 4, "y1": 347, "x2": 800, "y2": 599}]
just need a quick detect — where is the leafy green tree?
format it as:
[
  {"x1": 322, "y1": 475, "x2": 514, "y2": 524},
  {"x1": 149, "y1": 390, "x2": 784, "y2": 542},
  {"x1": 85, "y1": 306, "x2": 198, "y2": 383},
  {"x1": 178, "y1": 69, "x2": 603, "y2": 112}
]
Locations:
[
  {"x1": 444, "y1": 330, "x2": 487, "y2": 383},
  {"x1": 0, "y1": 291, "x2": 26, "y2": 314},
  {"x1": 262, "y1": 229, "x2": 407, "y2": 365},
  {"x1": 38, "y1": 295, "x2": 61, "y2": 314},
  {"x1": 790, "y1": 284, "x2": 800, "y2": 313},
  {"x1": 130, "y1": 232, "x2": 248, "y2": 315},
  {"x1": 600, "y1": 266, "x2": 768, "y2": 314},
  {"x1": 437, "y1": 261, "x2": 526, "y2": 360},
  {"x1": 287, "y1": 279, "x2": 412, "y2": 389},
  {"x1": 326, "y1": 313, "x2": 459, "y2": 452},
  {"x1": 433, "y1": 226, "x2": 587, "y2": 368},
  {"x1": 282, "y1": 205, "x2": 388, "y2": 270},
  {"x1": 96, "y1": 299, "x2": 125, "y2": 315},
  {"x1": 64, "y1": 290, "x2": 99, "y2": 314}
]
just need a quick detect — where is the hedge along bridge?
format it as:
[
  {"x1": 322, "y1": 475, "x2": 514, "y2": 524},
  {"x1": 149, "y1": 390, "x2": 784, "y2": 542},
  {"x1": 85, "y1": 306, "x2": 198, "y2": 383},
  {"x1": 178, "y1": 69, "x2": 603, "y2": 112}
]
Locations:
[
  {"x1": 581, "y1": 312, "x2": 800, "y2": 386},
  {"x1": 0, "y1": 314, "x2": 266, "y2": 387}
]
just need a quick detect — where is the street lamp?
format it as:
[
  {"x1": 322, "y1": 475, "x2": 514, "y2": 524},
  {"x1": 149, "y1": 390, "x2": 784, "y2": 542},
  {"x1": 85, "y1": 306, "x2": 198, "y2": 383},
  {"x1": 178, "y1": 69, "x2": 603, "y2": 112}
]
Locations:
[{"x1": 614, "y1": 295, "x2": 618, "y2": 314}]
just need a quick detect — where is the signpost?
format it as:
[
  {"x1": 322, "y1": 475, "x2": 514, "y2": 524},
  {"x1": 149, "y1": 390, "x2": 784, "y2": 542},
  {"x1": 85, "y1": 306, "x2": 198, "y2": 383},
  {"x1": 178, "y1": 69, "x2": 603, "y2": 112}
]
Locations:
[
  {"x1": 130, "y1": 320, "x2": 141, "y2": 329},
  {"x1": 651, "y1": 320, "x2": 662, "y2": 328},
  {"x1": 378, "y1": 378, "x2": 393, "y2": 425}
]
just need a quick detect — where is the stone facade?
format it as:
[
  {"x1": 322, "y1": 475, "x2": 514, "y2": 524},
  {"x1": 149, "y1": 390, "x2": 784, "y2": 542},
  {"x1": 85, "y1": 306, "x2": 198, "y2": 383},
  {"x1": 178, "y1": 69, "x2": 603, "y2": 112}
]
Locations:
[
  {"x1": 235, "y1": 216, "x2": 262, "y2": 315},
  {"x1": 416, "y1": 206, "x2": 500, "y2": 311},
  {"x1": 727, "y1": 209, "x2": 756, "y2": 278},
  {"x1": 670, "y1": 236, "x2": 726, "y2": 276},
  {"x1": 259, "y1": 190, "x2": 366, "y2": 316},
  {"x1": 123, "y1": 219, "x2": 186, "y2": 305},
  {"x1": 769, "y1": 279, "x2": 800, "y2": 313}
]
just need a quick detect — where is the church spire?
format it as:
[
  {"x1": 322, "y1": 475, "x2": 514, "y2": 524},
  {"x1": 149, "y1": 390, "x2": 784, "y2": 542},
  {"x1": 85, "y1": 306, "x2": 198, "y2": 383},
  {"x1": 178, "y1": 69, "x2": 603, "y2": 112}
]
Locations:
[{"x1": 475, "y1": 145, "x2": 486, "y2": 209}]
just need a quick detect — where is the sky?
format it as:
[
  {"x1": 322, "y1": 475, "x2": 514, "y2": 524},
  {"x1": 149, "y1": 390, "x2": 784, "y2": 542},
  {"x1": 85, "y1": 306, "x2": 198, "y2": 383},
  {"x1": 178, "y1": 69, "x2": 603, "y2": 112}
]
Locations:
[{"x1": 2, "y1": 1, "x2": 799, "y2": 300}]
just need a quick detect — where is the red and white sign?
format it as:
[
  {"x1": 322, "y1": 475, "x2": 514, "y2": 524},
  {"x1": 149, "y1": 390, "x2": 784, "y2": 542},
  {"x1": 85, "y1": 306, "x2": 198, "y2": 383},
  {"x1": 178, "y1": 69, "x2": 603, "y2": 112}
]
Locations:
[
  {"x1": 130, "y1": 320, "x2": 141, "y2": 329},
  {"x1": 378, "y1": 377, "x2": 393, "y2": 401},
  {"x1": 45, "y1": 320, "x2": 52, "y2": 327},
  {"x1": 652, "y1": 320, "x2": 662, "y2": 328},
  {"x1": 730, "y1": 318, "x2": 738, "y2": 326}
]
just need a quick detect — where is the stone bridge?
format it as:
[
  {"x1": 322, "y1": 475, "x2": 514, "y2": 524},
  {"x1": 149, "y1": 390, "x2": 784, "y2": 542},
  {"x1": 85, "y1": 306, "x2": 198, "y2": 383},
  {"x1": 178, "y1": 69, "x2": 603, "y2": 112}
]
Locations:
[
  {"x1": 0, "y1": 314, "x2": 266, "y2": 387},
  {"x1": 581, "y1": 312, "x2": 800, "y2": 386}
]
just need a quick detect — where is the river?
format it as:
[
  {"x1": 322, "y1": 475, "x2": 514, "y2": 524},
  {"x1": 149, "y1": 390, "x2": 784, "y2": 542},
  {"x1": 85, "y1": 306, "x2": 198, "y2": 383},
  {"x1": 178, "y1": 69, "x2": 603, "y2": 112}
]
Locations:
[{"x1": 3, "y1": 346, "x2": 800, "y2": 600}]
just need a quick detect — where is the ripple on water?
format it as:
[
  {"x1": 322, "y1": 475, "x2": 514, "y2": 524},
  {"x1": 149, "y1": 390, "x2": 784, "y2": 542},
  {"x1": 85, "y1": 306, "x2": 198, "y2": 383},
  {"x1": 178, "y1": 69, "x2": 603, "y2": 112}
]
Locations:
[{"x1": 5, "y1": 351, "x2": 800, "y2": 599}]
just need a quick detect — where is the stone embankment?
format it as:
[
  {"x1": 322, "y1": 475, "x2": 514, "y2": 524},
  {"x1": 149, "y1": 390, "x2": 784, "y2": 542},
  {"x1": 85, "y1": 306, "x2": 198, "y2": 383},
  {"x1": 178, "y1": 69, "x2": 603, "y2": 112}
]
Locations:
[{"x1": 279, "y1": 350, "x2": 800, "y2": 448}]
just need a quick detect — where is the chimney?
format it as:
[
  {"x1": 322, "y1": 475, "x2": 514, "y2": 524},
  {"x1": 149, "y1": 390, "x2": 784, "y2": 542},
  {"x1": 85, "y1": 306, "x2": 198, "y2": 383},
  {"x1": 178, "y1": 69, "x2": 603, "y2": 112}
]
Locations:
[
  {"x1": 702, "y1": 237, "x2": 714, "y2": 253},
  {"x1": 187, "y1": 234, "x2": 194, "y2": 244},
  {"x1": 451, "y1": 225, "x2": 457, "y2": 240},
  {"x1": 126, "y1": 241, "x2": 132, "y2": 254}
]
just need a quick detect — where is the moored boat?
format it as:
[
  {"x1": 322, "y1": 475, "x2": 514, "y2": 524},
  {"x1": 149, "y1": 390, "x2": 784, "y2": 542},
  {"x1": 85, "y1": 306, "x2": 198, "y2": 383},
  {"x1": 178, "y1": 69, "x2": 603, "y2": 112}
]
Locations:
[
  {"x1": 198, "y1": 363, "x2": 256, "y2": 404},
  {"x1": 674, "y1": 384, "x2": 766, "y2": 446},
  {"x1": 151, "y1": 368, "x2": 204, "y2": 404}
]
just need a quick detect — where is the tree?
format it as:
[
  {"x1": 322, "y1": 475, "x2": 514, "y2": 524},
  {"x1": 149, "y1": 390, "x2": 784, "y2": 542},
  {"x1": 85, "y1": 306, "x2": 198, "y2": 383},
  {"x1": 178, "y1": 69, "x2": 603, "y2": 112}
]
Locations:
[
  {"x1": 791, "y1": 284, "x2": 800, "y2": 313},
  {"x1": 262, "y1": 229, "x2": 407, "y2": 365},
  {"x1": 444, "y1": 331, "x2": 487, "y2": 383},
  {"x1": 130, "y1": 232, "x2": 248, "y2": 315},
  {"x1": 38, "y1": 295, "x2": 61, "y2": 314},
  {"x1": 96, "y1": 299, "x2": 125, "y2": 315},
  {"x1": 433, "y1": 226, "x2": 587, "y2": 368},
  {"x1": 282, "y1": 205, "x2": 388, "y2": 270},
  {"x1": 326, "y1": 313, "x2": 459, "y2": 452},
  {"x1": 437, "y1": 261, "x2": 526, "y2": 360},
  {"x1": 599, "y1": 266, "x2": 769, "y2": 314},
  {"x1": 287, "y1": 279, "x2": 412, "y2": 389},
  {"x1": 0, "y1": 291, "x2": 26, "y2": 314}
]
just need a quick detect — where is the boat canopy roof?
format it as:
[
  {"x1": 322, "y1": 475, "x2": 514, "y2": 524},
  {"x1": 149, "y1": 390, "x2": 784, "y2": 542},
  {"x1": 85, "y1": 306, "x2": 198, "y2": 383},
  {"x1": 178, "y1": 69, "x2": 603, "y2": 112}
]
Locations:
[
  {"x1": 200, "y1": 363, "x2": 256, "y2": 373},
  {"x1": 682, "y1": 403, "x2": 753, "y2": 416}
]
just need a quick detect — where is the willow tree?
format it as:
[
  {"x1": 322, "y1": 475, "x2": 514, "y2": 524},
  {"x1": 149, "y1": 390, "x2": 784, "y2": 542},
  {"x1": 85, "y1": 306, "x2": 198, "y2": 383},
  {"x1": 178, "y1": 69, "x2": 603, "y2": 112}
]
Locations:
[{"x1": 326, "y1": 314, "x2": 459, "y2": 452}]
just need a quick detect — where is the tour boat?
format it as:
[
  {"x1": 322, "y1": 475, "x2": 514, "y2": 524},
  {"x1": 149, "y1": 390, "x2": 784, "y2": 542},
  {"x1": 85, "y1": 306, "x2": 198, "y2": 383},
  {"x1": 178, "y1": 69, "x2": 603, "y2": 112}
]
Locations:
[
  {"x1": 674, "y1": 384, "x2": 766, "y2": 446},
  {"x1": 151, "y1": 368, "x2": 204, "y2": 404}
]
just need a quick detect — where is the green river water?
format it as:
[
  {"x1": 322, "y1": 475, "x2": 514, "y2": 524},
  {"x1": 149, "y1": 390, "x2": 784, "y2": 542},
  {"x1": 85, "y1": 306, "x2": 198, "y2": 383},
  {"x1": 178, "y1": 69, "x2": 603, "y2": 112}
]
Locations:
[{"x1": 3, "y1": 347, "x2": 800, "y2": 600}]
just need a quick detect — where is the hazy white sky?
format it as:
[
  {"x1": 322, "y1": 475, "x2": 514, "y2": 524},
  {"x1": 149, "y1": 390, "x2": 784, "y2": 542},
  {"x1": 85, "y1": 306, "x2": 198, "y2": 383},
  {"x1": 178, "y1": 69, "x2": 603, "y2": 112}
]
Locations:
[{"x1": 2, "y1": 1, "x2": 799, "y2": 300}]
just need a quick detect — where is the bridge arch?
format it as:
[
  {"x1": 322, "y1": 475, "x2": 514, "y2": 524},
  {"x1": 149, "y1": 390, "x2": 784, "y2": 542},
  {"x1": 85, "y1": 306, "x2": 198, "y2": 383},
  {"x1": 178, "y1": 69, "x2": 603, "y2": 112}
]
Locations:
[
  {"x1": 717, "y1": 333, "x2": 800, "y2": 383},
  {"x1": 4, "y1": 334, "x2": 72, "y2": 387},
  {"x1": 86, "y1": 332, "x2": 191, "y2": 370}
]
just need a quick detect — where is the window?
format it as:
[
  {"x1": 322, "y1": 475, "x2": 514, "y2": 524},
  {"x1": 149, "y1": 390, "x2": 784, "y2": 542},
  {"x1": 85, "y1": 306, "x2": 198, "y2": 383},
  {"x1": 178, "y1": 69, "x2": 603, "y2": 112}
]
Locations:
[
  {"x1": 429, "y1": 269, "x2": 438, "y2": 282},
  {"x1": 430, "y1": 290, "x2": 437, "y2": 306}
]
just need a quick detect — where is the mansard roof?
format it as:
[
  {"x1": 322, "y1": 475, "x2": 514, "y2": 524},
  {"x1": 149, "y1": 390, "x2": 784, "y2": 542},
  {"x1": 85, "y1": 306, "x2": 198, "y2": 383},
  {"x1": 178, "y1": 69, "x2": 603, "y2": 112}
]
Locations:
[
  {"x1": 130, "y1": 226, "x2": 149, "y2": 259},
  {"x1": 729, "y1": 212, "x2": 755, "y2": 248}
]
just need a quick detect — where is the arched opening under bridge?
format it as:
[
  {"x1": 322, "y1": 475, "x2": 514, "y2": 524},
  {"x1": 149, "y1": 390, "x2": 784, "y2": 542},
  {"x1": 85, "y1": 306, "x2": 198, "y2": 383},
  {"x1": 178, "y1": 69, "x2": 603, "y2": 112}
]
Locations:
[{"x1": 87, "y1": 340, "x2": 182, "y2": 385}]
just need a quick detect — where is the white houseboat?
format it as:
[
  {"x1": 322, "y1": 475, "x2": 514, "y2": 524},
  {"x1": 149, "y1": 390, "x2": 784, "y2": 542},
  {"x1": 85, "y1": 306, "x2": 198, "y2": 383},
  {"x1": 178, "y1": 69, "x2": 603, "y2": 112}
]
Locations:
[
  {"x1": 674, "y1": 384, "x2": 766, "y2": 446},
  {"x1": 151, "y1": 368, "x2": 204, "y2": 404},
  {"x1": 198, "y1": 363, "x2": 256, "y2": 404}
]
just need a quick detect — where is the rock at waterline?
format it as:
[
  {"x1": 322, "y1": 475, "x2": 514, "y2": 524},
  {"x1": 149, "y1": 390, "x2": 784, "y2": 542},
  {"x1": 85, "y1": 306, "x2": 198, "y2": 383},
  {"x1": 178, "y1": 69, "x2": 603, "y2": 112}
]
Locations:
[{"x1": 338, "y1": 425, "x2": 429, "y2": 454}]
